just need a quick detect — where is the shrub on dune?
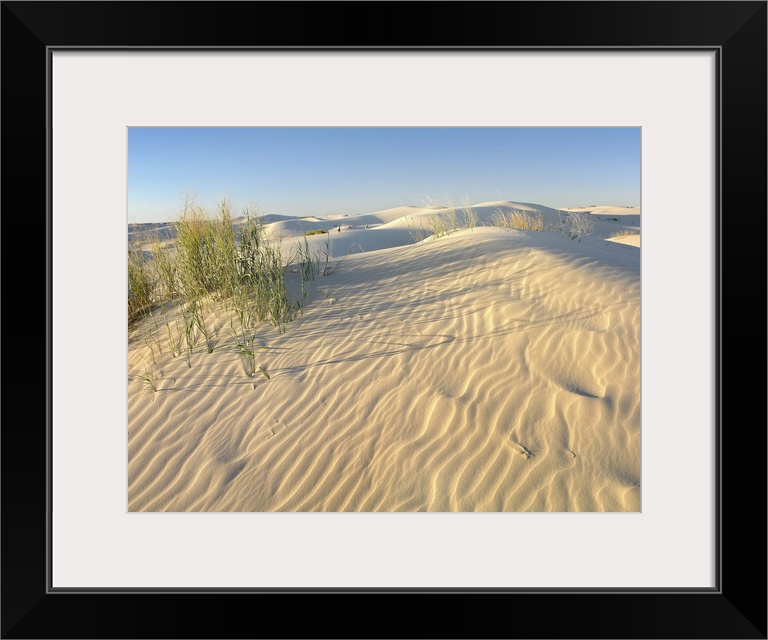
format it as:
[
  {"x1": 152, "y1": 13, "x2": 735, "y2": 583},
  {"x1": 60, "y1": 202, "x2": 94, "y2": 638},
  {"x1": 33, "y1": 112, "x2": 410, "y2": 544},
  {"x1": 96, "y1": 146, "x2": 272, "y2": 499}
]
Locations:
[
  {"x1": 564, "y1": 210, "x2": 595, "y2": 242},
  {"x1": 491, "y1": 208, "x2": 544, "y2": 231},
  {"x1": 419, "y1": 196, "x2": 461, "y2": 239},
  {"x1": 148, "y1": 232, "x2": 178, "y2": 302},
  {"x1": 128, "y1": 238, "x2": 155, "y2": 324},
  {"x1": 174, "y1": 198, "x2": 241, "y2": 302},
  {"x1": 405, "y1": 216, "x2": 429, "y2": 243},
  {"x1": 129, "y1": 199, "x2": 300, "y2": 379},
  {"x1": 460, "y1": 198, "x2": 478, "y2": 231}
]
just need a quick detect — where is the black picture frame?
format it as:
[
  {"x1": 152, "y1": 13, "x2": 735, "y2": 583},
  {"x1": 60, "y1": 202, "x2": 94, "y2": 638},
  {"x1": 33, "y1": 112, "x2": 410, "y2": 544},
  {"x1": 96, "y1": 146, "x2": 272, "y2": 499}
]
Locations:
[{"x1": 2, "y1": 2, "x2": 765, "y2": 638}]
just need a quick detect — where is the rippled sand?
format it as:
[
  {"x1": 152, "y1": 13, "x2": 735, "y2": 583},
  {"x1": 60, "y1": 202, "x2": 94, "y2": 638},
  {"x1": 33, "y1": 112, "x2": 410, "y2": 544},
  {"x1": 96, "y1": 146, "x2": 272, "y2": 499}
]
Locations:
[{"x1": 128, "y1": 204, "x2": 640, "y2": 512}]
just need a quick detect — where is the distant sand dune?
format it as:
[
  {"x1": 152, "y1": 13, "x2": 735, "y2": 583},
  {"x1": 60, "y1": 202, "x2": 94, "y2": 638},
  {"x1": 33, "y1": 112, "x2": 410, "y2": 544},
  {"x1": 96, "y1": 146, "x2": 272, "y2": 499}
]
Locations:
[{"x1": 129, "y1": 210, "x2": 640, "y2": 512}]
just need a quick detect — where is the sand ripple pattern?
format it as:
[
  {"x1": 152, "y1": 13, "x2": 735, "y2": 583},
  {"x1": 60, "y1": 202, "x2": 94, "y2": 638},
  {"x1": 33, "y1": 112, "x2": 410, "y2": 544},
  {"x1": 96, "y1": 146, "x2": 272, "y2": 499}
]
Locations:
[{"x1": 128, "y1": 228, "x2": 640, "y2": 511}]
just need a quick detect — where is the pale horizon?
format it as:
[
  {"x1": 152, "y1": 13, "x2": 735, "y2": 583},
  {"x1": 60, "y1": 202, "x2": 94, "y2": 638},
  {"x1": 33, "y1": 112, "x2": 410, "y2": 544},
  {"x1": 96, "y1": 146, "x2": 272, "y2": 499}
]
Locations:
[{"x1": 128, "y1": 127, "x2": 641, "y2": 223}]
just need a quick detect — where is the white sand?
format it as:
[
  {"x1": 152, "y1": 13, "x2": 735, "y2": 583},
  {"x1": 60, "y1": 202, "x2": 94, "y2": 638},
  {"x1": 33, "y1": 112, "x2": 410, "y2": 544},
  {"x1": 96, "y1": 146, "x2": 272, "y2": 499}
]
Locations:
[{"x1": 128, "y1": 202, "x2": 640, "y2": 511}]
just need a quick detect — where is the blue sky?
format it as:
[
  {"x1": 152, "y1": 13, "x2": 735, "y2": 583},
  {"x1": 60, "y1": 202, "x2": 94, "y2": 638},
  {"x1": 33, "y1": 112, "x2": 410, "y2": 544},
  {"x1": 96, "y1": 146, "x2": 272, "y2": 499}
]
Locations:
[{"x1": 128, "y1": 128, "x2": 640, "y2": 223}]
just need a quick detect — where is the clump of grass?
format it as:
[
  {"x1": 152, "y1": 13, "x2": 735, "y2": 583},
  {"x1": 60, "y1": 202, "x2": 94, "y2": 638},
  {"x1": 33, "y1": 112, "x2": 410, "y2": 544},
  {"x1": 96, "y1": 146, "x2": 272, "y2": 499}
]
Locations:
[
  {"x1": 229, "y1": 313, "x2": 271, "y2": 377},
  {"x1": 174, "y1": 197, "x2": 241, "y2": 303},
  {"x1": 550, "y1": 209, "x2": 595, "y2": 242},
  {"x1": 405, "y1": 216, "x2": 428, "y2": 243},
  {"x1": 235, "y1": 335, "x2": 257, "y2": 376},
  {"x1": 407, "y1": 198, "x2": 477, "y2": 243},
  {"x1": 292, "y1": 237, "x2": 316, "y2": 309},
  {"x1": 134, "y1": 359, "x2": 160, "y2": 394},
  {"x1": 304, "y1": 229, "x2": 328, "y2": 236},
  {"x1": 491, "y1": 208, "x2": 544, "y2": 231},
  {"x1": 401, "y1": 198, "x2": 478, "y2": 242},
  {"x1": 128, "y1": 237, "x2": 155, "y2": 324},
  {"x1": 564, "y1": 210, "x2": 595, "y2": 242},
  {"x1": 290, "y1": 233, "x2": 346, "y2": 300},
  {"x1": 179, "y1": 301, "x2": 200, "y2": 368},
  {"x1": 263, "y1": 241, "x2": 294, "y2": 330},
  {"x1": 460, "y1": 198, "x2": 478, "y2": 231},
  {"x1": 421, "y1": 196, "x2": 461, "y2": 239},
  {"x1": 143, "y1": 315, "x2": 164, "y2": 364},
  {"x1": 317, "y1": 235, "x2": 332, "y2": 276},
  {"x1": 190, "y1": 298, "x2": 215, "y2": 353},
  {"x1": 173, "y1": 199, "x2": 213, "y2": 301},
  {"x1": 428, "y1": 210, "x2": 457, "y2": 239},
  {"x1": 225, "y1": 211, "x2": 295, "y2": 332},
  {"x1": 209, "y1": 199, "x2": 240, "y2": 301},
  {"x1": 148, "y1": 231, "x2": 178, "y2": 301},
  {"x1": 134, "y1": 198, "x2": 298, "y2": 326},
  {"x1": 163, "y1": 311, "x2": 183, "y2": 358},
  {"x1": 129, "y1": 198, "x2": 306, "y2": 383}
]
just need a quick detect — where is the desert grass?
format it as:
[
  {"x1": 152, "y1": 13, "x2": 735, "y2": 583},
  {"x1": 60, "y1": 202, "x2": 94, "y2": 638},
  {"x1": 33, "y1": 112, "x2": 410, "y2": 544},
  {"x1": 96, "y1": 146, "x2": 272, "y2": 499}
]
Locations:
[
  {"x1": 142, "y1": 315, "x2": 164, "y2": 363},
  {"x1": 419, "y1": 202, "x2": 596, "y2": 243},
  {"x1": 420, "y1": 196, "x2": 462, "y2": 239},
  {"x1": 163, "y1": 311, "x2": 184, "y2": 359},
  {"x1": 128, "y1": 197, "x2": 363, "y2": 391},
  {"x1": 148, "y1": 232, "x2": 178, "y2": 301},
  {"x1": 291, "y1": 236, "x2": 316, "y2": 310},
  {"x1": 135, "y1": 367, "x2": 158, "y2": 394},
  {"x1": 491, "y1": 208, "x2": 545, "y2": 231},
  {"x1": 127, "y1": 240, "x2": 154, "y2": 324},
  {"x1": 129, "y1": 198, "x2": 615, "y2": 393},
  {"x1": 459, "y1": 197, "x2": 479, "y2": 231},
  {"x1": 128, "y1": 198, "x2": 306, "y2": 390},
  {"x1": 563, "y1": 210, "x2": 595, "y2": 241},
  {"x1": 428, "y1": 207, "x2": 460, "y2": 239},
  {"x1": 409, "y1": 202, "x2": 550, "y2": 243},
  {"x1": 230, "y1": 316, "x2": 259, "y2": 376},
  {"x1": 288, "y1": 234, "x2": 351, "y2": 307},
  {"x1": 317, "y1": 235, "x2": 332, "y2": 277},
  {"x1": 135, "y1": 361, "x2": 159, "y2": 394},
  {"x1": 405, "y1": 216, "x2": 428, "y2": 243},
  {"x1": 171, "y1": 199, "x2": 297, "y2": 330},
  {"x1": 174, "y1": 198, "x2": 241, "y2": 303}
]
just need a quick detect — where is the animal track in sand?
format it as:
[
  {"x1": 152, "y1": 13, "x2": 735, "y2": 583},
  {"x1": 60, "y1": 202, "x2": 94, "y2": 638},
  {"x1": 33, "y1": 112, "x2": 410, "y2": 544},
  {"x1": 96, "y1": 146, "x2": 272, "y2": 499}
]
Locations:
[
  {"x1": 558, "y1": 382, "x2": 603, "y2": 399},
  {"x1": 509, "y1": 439, "x2": 535, "y2": 459}
]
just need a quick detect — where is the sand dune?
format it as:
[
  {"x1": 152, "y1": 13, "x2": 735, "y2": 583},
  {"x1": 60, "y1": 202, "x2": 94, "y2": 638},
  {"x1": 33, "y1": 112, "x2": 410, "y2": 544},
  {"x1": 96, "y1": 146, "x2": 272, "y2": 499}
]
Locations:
[
  {"x1": 270, "y1": 201, "x2": 640, "y2": 262},
  {"x1": 128, "y1": 203, "x2": 640, "y2": 512}
]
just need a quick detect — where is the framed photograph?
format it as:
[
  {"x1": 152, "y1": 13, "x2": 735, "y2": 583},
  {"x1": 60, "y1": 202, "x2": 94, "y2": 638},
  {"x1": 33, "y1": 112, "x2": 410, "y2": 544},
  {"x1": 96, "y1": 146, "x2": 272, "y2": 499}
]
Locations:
[{"x1": 3, "y1": 2, "x2": 765, "y2": 638}]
